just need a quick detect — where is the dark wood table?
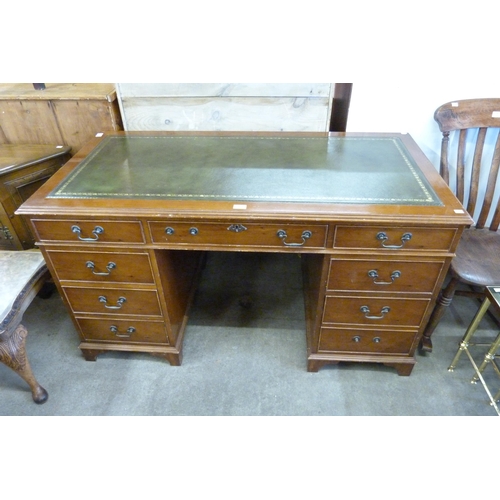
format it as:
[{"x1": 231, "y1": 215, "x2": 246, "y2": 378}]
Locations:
[
  {"x1": 0, "y1": 144, "x2": 71, "y2": 249},
  {"x1": 17, "y1": 131, "x2": 472, "y2": 375}
]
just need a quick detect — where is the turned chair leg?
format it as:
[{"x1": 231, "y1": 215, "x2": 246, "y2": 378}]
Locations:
[
  {"x1": 0, "y1": 324, "x2": 48, "y2": 404},
  {"x1": 420, "y1": 277, "x2": 460, "y2": 352}
]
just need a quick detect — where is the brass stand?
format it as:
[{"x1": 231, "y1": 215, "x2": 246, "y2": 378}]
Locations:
[{"x1": 449, "y1": 286, "x2": 500, "y2": 416}]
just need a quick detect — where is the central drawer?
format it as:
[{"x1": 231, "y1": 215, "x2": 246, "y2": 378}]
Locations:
[
  {"x1": 62, "y1": 287, "x2": 162, "y2": 317},
  {"x1": 323, "y1": 295, "x2": 431, "y2": 328},
  {"x1": 149, "y1": 221, "x2": 328, "y2": 248}
]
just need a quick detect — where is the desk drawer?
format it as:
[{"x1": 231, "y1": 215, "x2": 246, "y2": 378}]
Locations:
[
  {"x1": 149, "y1": 221, "x2": 328, "y2": 248},
  {"x1": 32, "y1": 219, "x2": 145, "y2": 244},
  {"x1": 76, "y1": 317, "x2": 169, "y2": 344},
  {"x1": 327, "y1": 259, "x2": 444, "y2": 293},
  {"x1": 318, "y1": 327, "x2": 416, "y2": 354},
  {"x1": 63, "y1": 287, "x2": 162, "y2": 316},
  {"x1": 323, "y1": 296, "x2": 430, "y2": 328},
  {"x1": 333, "y1": 226, "x2": 457, "y2": 251},
  {"x1": 47, "y1": 250, "x2": 155, "y2": 284}
]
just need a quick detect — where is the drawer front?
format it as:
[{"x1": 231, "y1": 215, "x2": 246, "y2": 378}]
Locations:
[
  {"x1": 333, "y1": 226, "x2": 457, "y2": 252},
  {"x1": 32, "y1": 219, "x2": 145, "y2": 244},
  {"x1": 323, "y1": 296, "x2": 431, "y2": 328},
  {"x1": 47, "y1": 250, "x2": 155, "y2": 284},
  {"x1": 76, "y1": 317, "x2": 169, "y2": 344},
  {"x1": 318, "y1": 327, "x2": 416, "y2": 354},
  {"x1": 63, "y1": 287, "x2": 162, "y2": 316},
  {"x1": 149, "y1": 222, "x2": 328, "y2": 248},
  {"x1": 328, "y1": 259, "x2": 445, "y2": 293}
]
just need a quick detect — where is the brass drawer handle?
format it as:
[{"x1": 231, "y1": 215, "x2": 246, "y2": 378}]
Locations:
[
  {"x1": 360, "y1": 305, "x2": 390, "y2": 320},
  {"x1": 367, "y1": 269, "x2": 401, "y2": 285},
  {"x1": 98, "y1": 296, "x2": 126, "y2": 309},
  {"x1": 277, "y1": 229, "x2": 312, "y2": 247},
  {"x1": 376, "y1": 232, "x2": 412, "y2": 249},
  {"x1": 110, "y1": 325, "x2": 136, "y2": 338},
  {"x1": 72, "y1": 225, "x2": 104, "y2": 241},
  {"x1": 86, "y1": 261, "x2": 117, "y2": 276}
]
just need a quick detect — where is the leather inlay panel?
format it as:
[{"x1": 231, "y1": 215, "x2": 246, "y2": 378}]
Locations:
[{"x1": 48, "y1": 136, "x2": 442, "y2": 205}]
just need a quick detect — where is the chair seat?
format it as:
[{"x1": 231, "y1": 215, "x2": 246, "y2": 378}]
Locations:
[
  {"x1": 450, "y1": 228, "x2": 500, "y2": 286},
  {"x1": 0, "y1": 250, "x2": 46, "y2": 324}
]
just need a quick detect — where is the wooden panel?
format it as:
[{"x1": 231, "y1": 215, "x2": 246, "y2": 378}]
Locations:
[
  {"x1": 117, "y1": 83, "x2": 332, "y2": 98},
  {"x1": 52, "y1": 100, "x2": 122, "y2": 153},
  {"x1": 120, "y1": 96, "x2": 331, "y2": 132},
  {"x1": 0, "y1": 83, "x2": 117, "y2": 101},
  {"x1": 0, "y1": 100, "x2": 64, "y2": 145},
  {"x1": 117, "y1": 83, "x2": 334, "y2": 132}
]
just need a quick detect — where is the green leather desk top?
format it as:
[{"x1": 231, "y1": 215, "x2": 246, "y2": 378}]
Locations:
[{"x1": 49, "y1": 135, "x2": 441, "y2": 205}]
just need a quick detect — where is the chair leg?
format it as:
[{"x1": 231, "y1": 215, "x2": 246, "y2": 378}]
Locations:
[
  {"x1": 0, "y1": 324, "x2": 48, "y2": 404},
  {"x1": 420, "y1": 277, "x2": 460, "y2": 352}
]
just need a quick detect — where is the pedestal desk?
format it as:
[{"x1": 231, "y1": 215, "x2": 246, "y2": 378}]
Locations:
[{"x1": 17, "y1": 132, "x2": 472, "y2": 375}]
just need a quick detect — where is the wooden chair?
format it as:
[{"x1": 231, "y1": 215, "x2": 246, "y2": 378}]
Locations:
[
  {"x1": 0, "y1": 250, "x2": 49, "y2": 403},
  {"x1": 421, "y1": 98, "x2": 500, "y2": 351}
]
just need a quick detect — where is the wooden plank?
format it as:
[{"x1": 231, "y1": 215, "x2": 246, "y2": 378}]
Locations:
[
  {"x1": 117, "y1": 83, "x2": 332, "y2": 98},
  {"x1": 120, "y1": 96, "x2": 331, "y2": 132},
  {"x1": 0, "y1": 83, "x2": 117, "y2": 102}
]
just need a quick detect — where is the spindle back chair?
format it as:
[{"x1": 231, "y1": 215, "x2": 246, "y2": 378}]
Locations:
[{"x1": 421, "y1": 98, "x2": 500, "y2": 351}]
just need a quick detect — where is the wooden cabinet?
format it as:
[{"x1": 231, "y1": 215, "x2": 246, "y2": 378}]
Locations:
[
  {"x1": 0, "y1": 144, "x2": 71, "y2": 249},
  {"x1": 0, "y1": 84, "x2": 123, "y2": 154}
]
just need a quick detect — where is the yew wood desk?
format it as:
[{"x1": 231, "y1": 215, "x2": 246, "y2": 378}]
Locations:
[{"x1": 17, "y1": 131, "x2": 472, "y2": 375}]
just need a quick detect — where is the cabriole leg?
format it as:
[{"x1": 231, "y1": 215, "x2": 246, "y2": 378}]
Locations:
[{"x1": 0, "y1": 324, "x2": 48, "y2": 404}]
